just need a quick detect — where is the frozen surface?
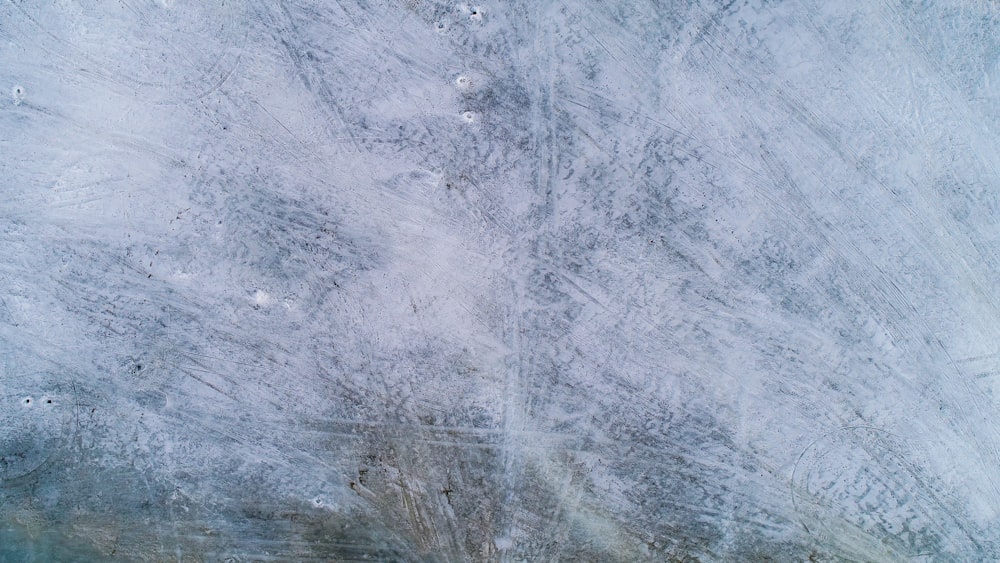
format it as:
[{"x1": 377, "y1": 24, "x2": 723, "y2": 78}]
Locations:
[{"x1": 2, "y1": 0, "x2": 1000, "y2": 560}]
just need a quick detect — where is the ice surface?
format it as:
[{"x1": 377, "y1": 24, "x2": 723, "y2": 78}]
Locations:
[{"x1": 2, "y1": 0, "x2": 1000, "y2": 560}]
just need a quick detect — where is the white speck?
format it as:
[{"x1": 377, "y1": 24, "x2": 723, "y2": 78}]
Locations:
[
  {"x1": 462, "y1": 110, "x2": 476, "y2": 123},
  {"x1": 253, "y1": 290, "x2": 273, "y2": 307}
]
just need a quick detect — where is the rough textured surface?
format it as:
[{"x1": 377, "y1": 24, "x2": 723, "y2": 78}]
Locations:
[{"x1": 2, "y1": 0, "x2": 1000, "y2": 560}]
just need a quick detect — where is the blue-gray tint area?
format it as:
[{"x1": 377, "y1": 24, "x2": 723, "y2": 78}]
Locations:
[{"x1": 2, "y1": 0, "x2": 1000, "y2": 560}]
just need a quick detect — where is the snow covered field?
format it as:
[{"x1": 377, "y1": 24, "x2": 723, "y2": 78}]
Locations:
[{"x1": 2, "y1": 0, "x2": 1000, "y2": 560}]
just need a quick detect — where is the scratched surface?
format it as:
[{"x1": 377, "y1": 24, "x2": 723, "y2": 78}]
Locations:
[{"x1": 1, "y1": 0, "x2": 1000, "y2": 560}]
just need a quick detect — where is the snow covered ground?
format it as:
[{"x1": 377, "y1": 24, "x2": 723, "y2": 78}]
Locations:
[{"x1": 2, "y1": 0, "x2": 1000, "y2": 560}]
